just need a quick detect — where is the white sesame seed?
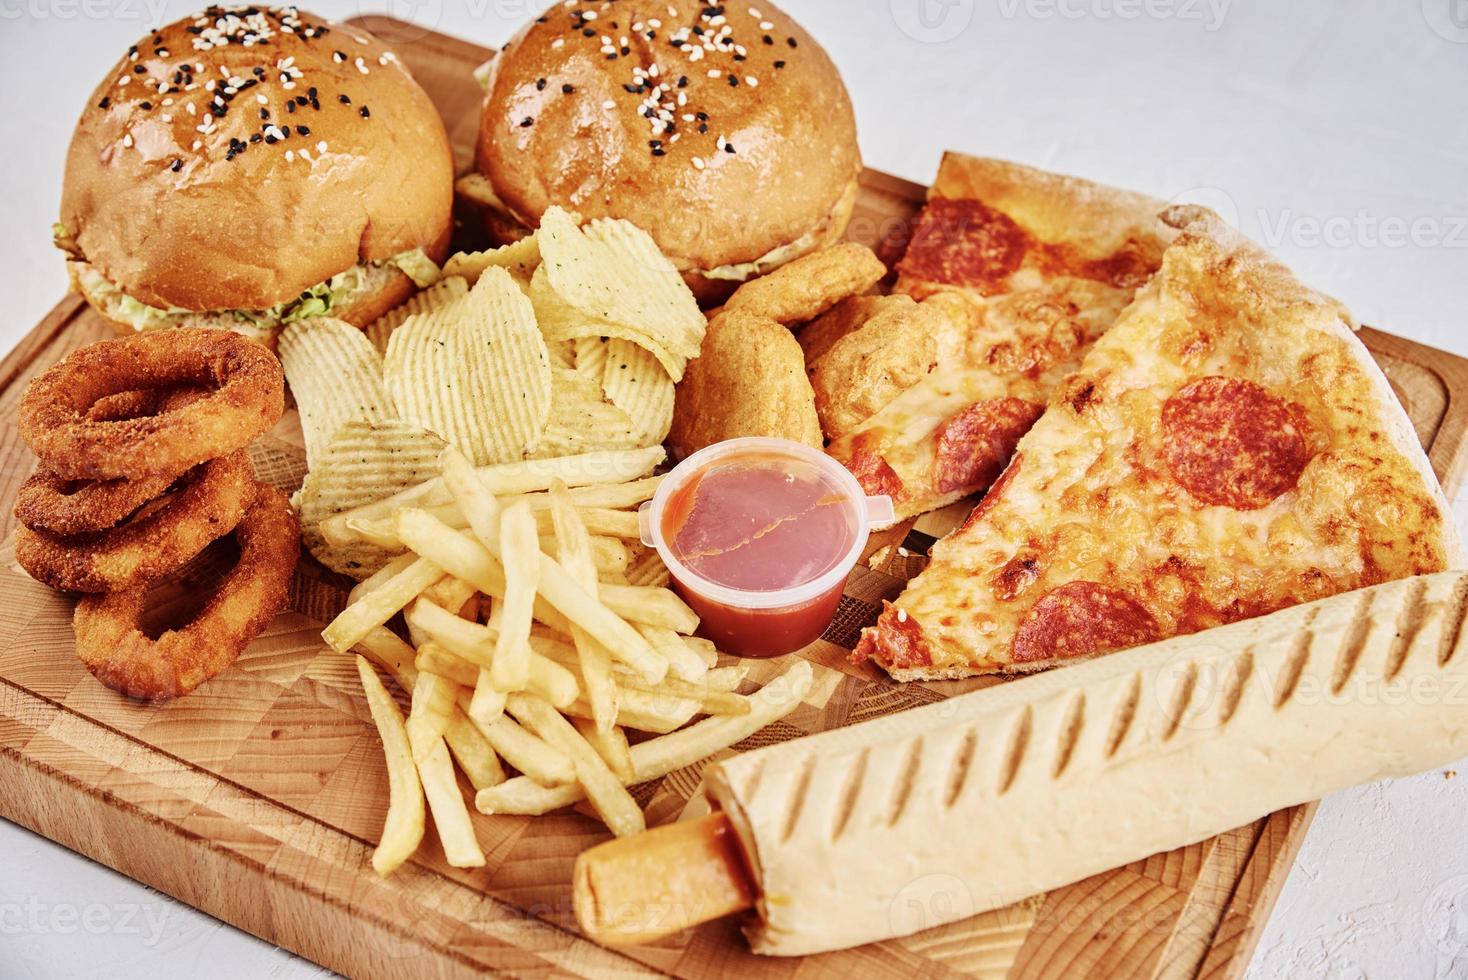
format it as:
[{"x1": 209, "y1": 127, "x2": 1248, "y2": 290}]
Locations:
[
  {"x1": 299, "y1": 148, "x2": 312, "y2": 161},
  {"x1": 649, "y1": 18, "x2": 661, "y2": 28},
  {"x1": 897, "y1": 608, "x2": 908, "y2": 623},
  {"x1": 186, "y1": 103, "x2": 197, "y2": 116},
  {"x1": 161, "y1": 113, "x2": 172, "y2": 122},
  {"x1": 692, "y1": 156, "x2": 705, "y2": 170},
  {"x1": 746, "y1": 76, "x2": 758, "y2": 87},
  {"x1": 122, "y1": 133, "x2": 134, "y2": 148},
  {"x1": 317, "y1": 140, "x2": 327, "y2": 153},
  {"x1": 582, "y1": 9, "x2": 597, "y2": 18},
  {"x1": 552, "y1": 38, "x2": 565, "y2": 49},
  {"x1": 707, "y1": 69, "x2": 721, "y2": 78},
  {"x1": 603, "y1": 100, "x2": 616, "y2": 109},
  {"x1": 760, "y1": 20, "x2": 773, "y2": 30},
  {"x1": 256, "y1": 93, "x2": 267, "y2": 105},
  {"x1": 191, "y1": 140, "x2": 201, "y2": 150},
  {"x1": 355, "y1": 57, "x2": 369, "y2": 74},
  {"x1": 285, "y1": 149, "x2": 294, "y2": 162}
]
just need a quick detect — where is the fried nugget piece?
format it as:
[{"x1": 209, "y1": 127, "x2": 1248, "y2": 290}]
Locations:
[
  {"x1": 797, "y1": 295, "x2": 910, "y2": 365},
  {"x1": 810, "y1": 292, "x2": 975, "y2": 440},
  {"x1": 723, "y1": 243, "x2": 886, "y2": 326},
  {"x1": 669, "y1": 311, "x2": 822, "y2": 457}
]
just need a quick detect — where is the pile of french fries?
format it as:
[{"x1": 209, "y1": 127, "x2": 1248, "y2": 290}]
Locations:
[{"x1": 323, "y1": 446, "x2": 813, "y2": 873}]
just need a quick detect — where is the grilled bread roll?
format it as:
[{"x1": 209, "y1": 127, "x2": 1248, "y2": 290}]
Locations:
[{"x1": 576, "y1": 572, "x2": 1468, "y2": 955}]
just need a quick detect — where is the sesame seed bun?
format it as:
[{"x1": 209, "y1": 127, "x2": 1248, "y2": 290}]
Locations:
[
  {"x1": 473, "y1": 0, "x2": 861, "y2": 302},
  {"x1": 59, "y1": 7, "x2": 453, "y2": 321}
]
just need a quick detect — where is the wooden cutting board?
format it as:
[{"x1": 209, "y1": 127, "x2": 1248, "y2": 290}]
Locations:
[{"x1": 3, "y1": 15, "x2": 1467, "y2": 980}]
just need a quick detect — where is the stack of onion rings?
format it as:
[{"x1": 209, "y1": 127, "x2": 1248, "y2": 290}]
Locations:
[
  {"x1": 18, "y1": 329, "x2": 283, "y2": 480},
  {"x1": 74, "y1": 485, "x2": 300, "y2": 701},
  {"x1": 15, "y1": 451, "x2": 255, "y2": 592},
  {"x1": 11, "y1": 329, "x2": 298, "y2": 702}
]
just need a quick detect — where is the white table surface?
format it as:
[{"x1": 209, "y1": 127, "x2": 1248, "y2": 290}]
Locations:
[{"x1": 3, "y1": 2, "x2": 1467, "y2": 977}]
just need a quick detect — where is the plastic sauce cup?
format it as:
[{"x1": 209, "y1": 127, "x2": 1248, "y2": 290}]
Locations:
[{"x1": 639, "y1": 438, "x2": 895, "y2": 658}]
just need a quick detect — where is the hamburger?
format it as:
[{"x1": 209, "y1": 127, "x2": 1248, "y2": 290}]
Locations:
[
  {"x1": 464, "y1": 0, "x2": 862, "y2": 304},
  {"x1": 55, "y1": 6, "x2": 454, "y2": 345}
]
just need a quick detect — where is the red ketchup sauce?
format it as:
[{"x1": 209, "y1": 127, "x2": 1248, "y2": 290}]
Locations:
[{"x1": 659, "y1": 452, "x2": 859, "y2": 658}]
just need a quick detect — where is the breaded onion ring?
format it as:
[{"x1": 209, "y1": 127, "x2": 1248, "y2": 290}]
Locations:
[
  {"x1": 18, "y1": 330, "x2": 283, "y2": 480},
  {"x1": 14, "y1": 386, "x2": 209, "y2": 535},
  {"x1": 73, "y1": 483, "x2": 300, "y2": 701},
  {"x1": 14, "y1": 451, "x2": 255, "y2": 593}
]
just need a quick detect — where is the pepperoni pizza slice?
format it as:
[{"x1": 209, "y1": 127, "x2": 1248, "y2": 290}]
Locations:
[
  {"x1": 818, "y1": 153, "x2": 1176, "y2": 524},
  {"x1": 855, "y1": 207, "x2": 1463, "y2": 681}
]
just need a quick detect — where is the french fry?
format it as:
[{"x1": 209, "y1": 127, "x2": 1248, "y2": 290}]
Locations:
[
  {"x1": 598, "y1": 584, "x2": 699, "y2": 635},
  {"x1": 683, "y1": 636, "x2": 721, "y2": 668},
  {"x1": 320, "y1": 447, "x2": 666, "y2": 540},
  {"x1": 423, "y1": 576, "x2": 479, "y2": 619},
  {"x1": 703, "y1": 665, "x2": 749, "y2": 692},
  {"x1": 416, "y1": 643, "x2": 477, "y2": 687},
  {"x1": 564, "y1": 689, "x2": 701, "y2": 735},
  {"x1": 504, "y1": 693, "x2": 645, "y2": 837},
  {"x1": 573, "y1": 717, "x2": 636, "y2": 783},
  {"x1": 408, "y1": 668, "x2": 459, "y2": 744},
  {"x1": 636, "y1": 624, "x2": 709, "y2": 683},
  {"x1": 512, "y1": 476, "x2": 665, "y2": 513},
  {"x1": 477, "y1": 660, "x2": 814, "y2": 815},
  {"x1": 492, "y1": 502, "x2": 540, "y2": 691},
  {"x1": 550, "y1": 479, "x2": 620, "y2": 735},
  {"x1": 443, "y1": 709, "x2": 506, "y2": 791},
  {"x1": 348, "y1": 553, "x2": 418, "y2": 606},
  {"x1": 323, "y1": 557, "x2": 443, "y2": 653},
  {"x1": 457, "y1": 694, "x2": 576, "y2": 786},
  {"x1": 356, "y1": 657, "x2": 425, "y2": 876},
  {"x1": 470, "y1": 671, "x2": 508, "y2": 725},
  {"x1": 355, "y1": 626, "x2": 419, "y2": 691},
  {"x1": 396, "y1": 511, "x2": 666, "y2": 684},
  {"x1": 406, "y1": 723, "x2": 486, "y2": 868},
  {"x1": 405, "y1": 600, "x2": 579, "y2": 708}
]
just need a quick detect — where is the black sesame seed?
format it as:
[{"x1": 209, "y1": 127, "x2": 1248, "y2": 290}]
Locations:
[
  {"x1": 296, "y1": 124, "x2": 310, "y2": 136},
  {"x1": 286, "y1": 101, "x2": 296, "y2": 113},
  {"x1": 280, "y1": 125, "x2": 291, "y2": 136},
  {"x1": 651, "y1": 148, "x2": 666, "y2": 157},
  {"x1": 259, "y1": 108, "x2": 270, "y2": 119},
  {"x1": 649, "y1": 139, "x2": 662, "y2": 148},
  {"x1": 250, "y1": 133, "x2": 262, "y2": 142},
  {"x1": 98, "y1": 96, "x2": 111, "y2": 109},
  {"x1": 521, "y1": 116, "x2": 534, "y2": 127},
  {"x1": 307, "y1": 86, "x2": 317, "y2": 99},
  {"x1": 728, "y1": 75, "x2": 738, "y2": 86},
  {"x1": 787, "y1": 36, "x2": 797, "y2": 47},
  {"x1": 170, "y1": 158, "x2": 182, "y2": 172},
  {"x1": 139, "y1": 101, "x2": 152, "y2": 110},
  {"x1": 360, "y1": 105, "x2": 370, "y2": 117},
  {"x1": 339, "y1": 93, "x2": 351, "y2": 104},
  {"x1": 536, "y1": 77, "x2": 547, "y2": 90},
  {"x1": 698, "y1": 122, "x2": 709, "y2": 133},
  {"x1": 582, "y1": 27, "x2": 595, "y2": 36},
  {"x1": 623, "y1": 83, "x2": 642, "y2": 93},
  {"x1": 265, "y1": 134, "x2": 278, "y2": 144},
  {"x1": 678, "y1": 75, "x2": 689, "y2": 88},
  {"x1": 725, "y1": 143, "x2": 736, "y2": 154},
  {"x1": 536, "y1": 14, "x2": 547, "y2": 22},
  {"x1": 252, "y1": 66, "x2": 265, "y2": 77},
  {"x1": 774, "y1": 60, "x2": 786, "y2": 69},
  {"x1": 133, "y1": 65, "x2": 146, "y2": 74},
  {"x1": 763, "y1": 34, "x2": 773, "y2": 44},
  {"x1": 562, "y1": 83, "x2": 575, "y2": 93}
]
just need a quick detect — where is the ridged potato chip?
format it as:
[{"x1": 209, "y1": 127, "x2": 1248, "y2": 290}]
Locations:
[
  {"x1": 536, "y1": 207, "x2": 705, "y2": 380},
  {"x1": 601, "y1": 339, "x2": 675, "y2": 445},
  {"x1": 279, "y1": 317, "x2": 395, "y2": 469},
  {"x1": 298, "y1": 420, "x2": 447, "y2": 579},
  {"x1": 574, "y1": 336, "x2": 608, "y2": 379},
  {"x1": 386, "y1": 267, "x2": 553, "y2": 465},
  {"x1": 443, "y1": 235, "x2": 541, "y2": 286},
  {"x1": 364, "y1": 276, "x2": 470, "y2": 356},
  {"x1": 534, "y1": 369, "x2": 642, "y2": 458},
  {"x1": 529, "y1": 265, "x2": 682, "y2": 380},
  {"x1": 547, "y1": 339, "x2": 576, "y2": 370},
  {"x1": 623, "y1": 545, "x2": 672, "y2": 589}
]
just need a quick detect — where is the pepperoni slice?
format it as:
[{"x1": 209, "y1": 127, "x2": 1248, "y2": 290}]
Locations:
[
  {"x1": 1011, "y1": 582, "x2": 1159, "y2": 664},
  {"x1": 852, "y1": 603, "x2": 931, "y2": 669},
  {"x1": 1162, "y1": 376, "x2": 1313, "y2": 510},
  {"x1": 933, "y1": 398, "x2": 1043, "y2": 494},
  {"x1": 842, "y1": 440, "x2": 903, "y2": 499},
  {"x1": 959, "y1": 453, "x2": 1023, "y2": 533},
  {"x1": 896, "y1": 198, "x2": 1029, "y2": 296}
]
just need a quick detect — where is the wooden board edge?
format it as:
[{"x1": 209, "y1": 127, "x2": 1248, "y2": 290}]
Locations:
[
  {"x1": 0, "y1": 295, "x2": 85, "y2": 400},
  {"x1": 1360, "y1": 326, "x2": 1468, "y2": 496},
  {"x1": 0, "y1": 678, "x2": 663, "y2": 980},
  {"x1": 1193, "y1": 803, "x2": 1318, "y2": 980}
]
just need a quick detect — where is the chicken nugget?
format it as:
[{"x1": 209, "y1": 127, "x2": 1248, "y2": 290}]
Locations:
[{"x1": 723, "y1": 243, "x2": 885, "y2": 326}]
